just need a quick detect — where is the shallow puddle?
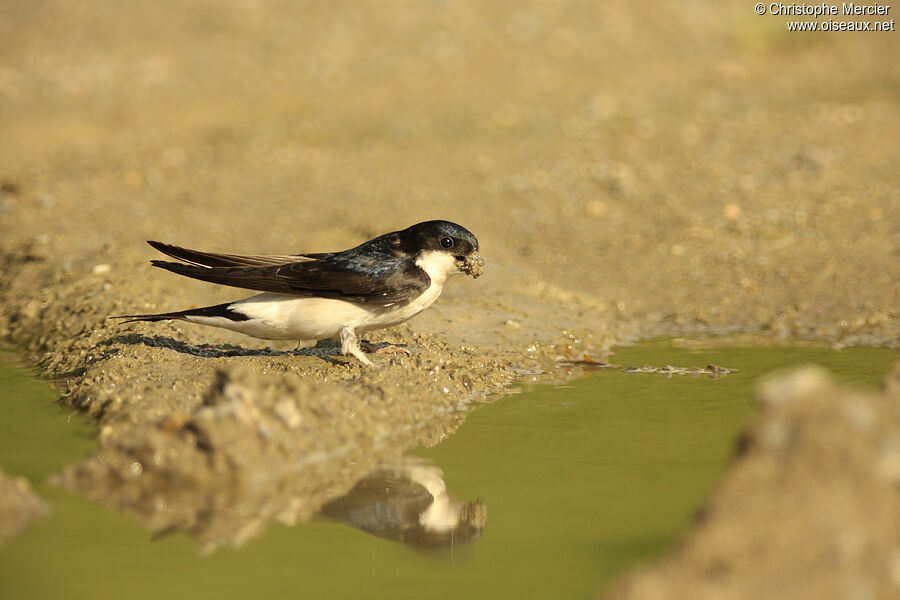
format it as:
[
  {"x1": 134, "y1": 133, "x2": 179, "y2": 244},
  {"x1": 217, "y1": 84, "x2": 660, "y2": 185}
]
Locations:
[{"x1": 0, "y1": 343, "x2": 895, "y2": 600}]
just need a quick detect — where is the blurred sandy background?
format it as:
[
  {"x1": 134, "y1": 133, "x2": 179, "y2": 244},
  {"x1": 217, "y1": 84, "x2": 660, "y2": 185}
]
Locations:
[{"x1": 1, "y1": 0, "x2": 897, "y2": 348}]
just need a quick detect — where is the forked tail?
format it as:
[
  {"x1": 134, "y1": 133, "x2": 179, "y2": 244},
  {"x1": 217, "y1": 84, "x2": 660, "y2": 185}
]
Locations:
[{"x1": 109, "y1": 302, "x2": 250, "y2": 324}]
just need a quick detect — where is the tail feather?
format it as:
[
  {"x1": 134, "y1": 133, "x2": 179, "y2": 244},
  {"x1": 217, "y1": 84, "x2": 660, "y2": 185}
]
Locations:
[
  {"x1": 109, "y1": 311, "x2": 193, "y2": 324},
  {"x1": 110, "y1": 302, "x2": 250, "y2": 324}
]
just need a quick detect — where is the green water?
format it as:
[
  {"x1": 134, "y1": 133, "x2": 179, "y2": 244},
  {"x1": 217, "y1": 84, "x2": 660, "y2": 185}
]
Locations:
[
  {"x1": 0, "y1": 344, "x2": 895, "y2": 600},
  {"x1": 0, "y1": 357, "x2": 95, "y2": 481}
]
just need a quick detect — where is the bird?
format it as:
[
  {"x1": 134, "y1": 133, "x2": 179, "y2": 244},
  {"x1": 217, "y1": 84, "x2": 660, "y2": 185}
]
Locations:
[{"x1": 114, "y1": 220, "x2": 484, "y2": 365}]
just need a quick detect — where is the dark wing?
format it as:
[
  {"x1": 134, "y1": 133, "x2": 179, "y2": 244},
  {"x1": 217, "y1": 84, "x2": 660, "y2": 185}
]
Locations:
[{"x1": 149, "y1": 242, "x2": 429, "y2": 304}]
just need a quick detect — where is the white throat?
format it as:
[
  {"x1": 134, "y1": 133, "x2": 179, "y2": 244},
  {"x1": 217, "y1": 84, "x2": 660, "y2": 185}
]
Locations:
[{"x1": 415, "y1": 250, "x2": 460, "y2": 286}]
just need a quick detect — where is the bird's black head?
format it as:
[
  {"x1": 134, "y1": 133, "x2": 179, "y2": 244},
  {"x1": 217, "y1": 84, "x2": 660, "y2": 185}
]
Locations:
[
  {"x1": 397, "y1": 220, "x2": 484, "y2": 278},
  {"x1": 404, "y1": 220, "x2": 479, "y2": 255}
]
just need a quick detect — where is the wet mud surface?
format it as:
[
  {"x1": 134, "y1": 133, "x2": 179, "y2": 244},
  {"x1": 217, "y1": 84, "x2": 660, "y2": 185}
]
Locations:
[{"x1": 0, "y1": 0, "x2": 898, "y2": 596}]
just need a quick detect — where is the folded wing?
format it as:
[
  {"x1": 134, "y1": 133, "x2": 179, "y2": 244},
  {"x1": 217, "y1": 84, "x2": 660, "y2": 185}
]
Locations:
[{"x1": 148, "y1": 241, "x2": 429, "y2": 304}]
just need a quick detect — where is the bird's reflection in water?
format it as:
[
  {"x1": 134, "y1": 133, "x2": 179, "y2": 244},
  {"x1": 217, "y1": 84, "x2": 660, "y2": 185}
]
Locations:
[{"x1": 318, "y1": 456, "x2": 486, "y2": 549}]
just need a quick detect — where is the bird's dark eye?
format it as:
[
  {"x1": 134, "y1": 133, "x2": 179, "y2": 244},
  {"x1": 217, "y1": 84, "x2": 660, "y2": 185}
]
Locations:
[{"x1": 440, "y1": 237, "x2": 454, "y2": 249}]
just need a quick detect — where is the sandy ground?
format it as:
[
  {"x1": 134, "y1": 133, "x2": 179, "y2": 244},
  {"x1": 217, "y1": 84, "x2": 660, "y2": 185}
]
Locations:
[{"x1": 0, "y1": 0, "x2": 898, "y2": 595}]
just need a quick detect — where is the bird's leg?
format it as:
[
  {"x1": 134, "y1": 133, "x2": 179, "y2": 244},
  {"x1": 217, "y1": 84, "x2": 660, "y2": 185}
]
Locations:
[{"x1": 340, "y1": 326, "x2": 373, "y2": 366}]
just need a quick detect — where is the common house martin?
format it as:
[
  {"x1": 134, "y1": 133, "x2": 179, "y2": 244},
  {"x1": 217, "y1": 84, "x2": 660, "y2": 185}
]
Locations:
[{"x1": 115, "y1": 220, "x2": 484, "y2": 365}]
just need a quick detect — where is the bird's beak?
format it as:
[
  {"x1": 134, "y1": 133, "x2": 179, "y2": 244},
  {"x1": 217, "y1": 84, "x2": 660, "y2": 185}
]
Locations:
[{"x1": 456, "y1": 252, "x2": 485, "y2": 278}]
